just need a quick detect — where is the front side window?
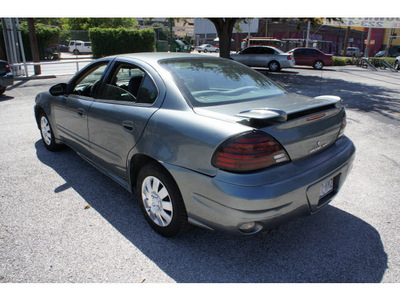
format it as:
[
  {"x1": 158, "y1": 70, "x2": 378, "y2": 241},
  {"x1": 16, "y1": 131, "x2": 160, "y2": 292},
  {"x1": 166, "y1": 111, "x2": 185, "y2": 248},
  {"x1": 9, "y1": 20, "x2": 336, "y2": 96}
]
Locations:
[
  {"x1": 71, "y1": 62, "x2": 109, "y2": 97},
  {"x1": 160, "y1": 57, "x2": 286, "y2": 107}
]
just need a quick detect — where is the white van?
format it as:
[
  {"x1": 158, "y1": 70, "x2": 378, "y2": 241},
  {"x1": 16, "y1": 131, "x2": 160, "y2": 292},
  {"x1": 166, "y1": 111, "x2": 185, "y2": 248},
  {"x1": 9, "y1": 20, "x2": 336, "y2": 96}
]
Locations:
[{"x1": 68, "y1": 40, "x2": 92, "y2": 55}]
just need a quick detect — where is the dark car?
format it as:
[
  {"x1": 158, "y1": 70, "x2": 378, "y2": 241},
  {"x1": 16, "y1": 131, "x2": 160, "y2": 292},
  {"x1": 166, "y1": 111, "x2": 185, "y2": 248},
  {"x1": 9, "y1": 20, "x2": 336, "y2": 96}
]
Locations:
[
  {"x1": 288, "y1": 48, "x2": 333, "y2": 70},
  {"x1": 48, "y1": 44, "x2": 68, "y2": 52},
  {"x1": 0, "y1": 60, "x2": 14, "y2": 95}
]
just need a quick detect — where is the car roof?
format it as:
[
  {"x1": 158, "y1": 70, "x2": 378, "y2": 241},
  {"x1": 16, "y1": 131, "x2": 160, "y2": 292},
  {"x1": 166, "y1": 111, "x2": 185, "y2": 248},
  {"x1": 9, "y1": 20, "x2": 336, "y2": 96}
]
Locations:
[{"x1": 104, "y1": 52, "x2": 221, "y2": 65}]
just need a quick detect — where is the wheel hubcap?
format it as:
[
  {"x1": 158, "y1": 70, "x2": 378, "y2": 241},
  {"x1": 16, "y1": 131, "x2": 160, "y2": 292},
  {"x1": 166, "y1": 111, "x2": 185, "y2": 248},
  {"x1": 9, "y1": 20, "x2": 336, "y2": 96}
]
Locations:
[
  {"x1": 40, "y1": 116, "x2": 52, "y2": 145},
  {"x1": 142, "y1": 176, "x2": 173, "y2": 227}
]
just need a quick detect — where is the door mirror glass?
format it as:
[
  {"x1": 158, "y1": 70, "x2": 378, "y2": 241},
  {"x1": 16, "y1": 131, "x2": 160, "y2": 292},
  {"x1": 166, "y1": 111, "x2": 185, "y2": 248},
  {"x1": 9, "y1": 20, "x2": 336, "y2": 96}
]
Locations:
[{"x1": 49, "y1": 83, "x2": 67, "y2": 96}]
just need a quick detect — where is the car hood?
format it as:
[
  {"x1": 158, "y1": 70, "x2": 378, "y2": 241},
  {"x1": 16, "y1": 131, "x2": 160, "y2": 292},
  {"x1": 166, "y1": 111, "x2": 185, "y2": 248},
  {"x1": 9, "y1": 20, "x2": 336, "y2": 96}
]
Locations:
[{"x1": 193, "y1": 94, "x2": 344, "y2": 161}]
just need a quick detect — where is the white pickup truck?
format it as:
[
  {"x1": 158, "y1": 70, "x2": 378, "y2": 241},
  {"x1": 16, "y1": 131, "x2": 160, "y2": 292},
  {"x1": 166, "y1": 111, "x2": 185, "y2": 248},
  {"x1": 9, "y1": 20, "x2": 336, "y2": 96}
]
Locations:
[{"x1": 68, "y1": 40, "x2": 92, "y2": 55}]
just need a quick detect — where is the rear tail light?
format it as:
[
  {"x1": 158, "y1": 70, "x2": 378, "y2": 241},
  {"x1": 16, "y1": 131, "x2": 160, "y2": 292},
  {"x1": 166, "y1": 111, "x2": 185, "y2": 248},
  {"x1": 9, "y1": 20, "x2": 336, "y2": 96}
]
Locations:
[
  {"x1": 5, "y1": 62, "x2": 11, "y2": 72},
  {"x1": 212, "y1": 131, "x2": 290, "y2": 173},
  {"x1": 337, "y1": 111, "x2": 347, "y2": 139},
  {"x1": 287, "y1": 55, "x2": 292, "y2": 60}
]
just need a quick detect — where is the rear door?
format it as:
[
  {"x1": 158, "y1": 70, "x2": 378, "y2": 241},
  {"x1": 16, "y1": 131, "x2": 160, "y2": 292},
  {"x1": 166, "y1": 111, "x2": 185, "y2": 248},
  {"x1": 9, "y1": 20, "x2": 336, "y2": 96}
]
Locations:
[
  {"x1": 293, "y1": 48, "x2": 307, "y2": 65},
  {"x1": 87, "y1": 59, "x2": 165, "y2": 182}
]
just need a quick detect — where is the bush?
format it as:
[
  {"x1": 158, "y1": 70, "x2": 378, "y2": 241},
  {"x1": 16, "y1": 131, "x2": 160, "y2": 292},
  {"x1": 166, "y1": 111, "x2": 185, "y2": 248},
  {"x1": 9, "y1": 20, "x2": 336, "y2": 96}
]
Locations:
[
  {"x1": 369, "y1": 57, "x2": 396, "y2": 68},
  {"x1": 333, "y1": 56, "x2": 346, "y2": 66},
  {"x1": 89, "y1": 28, "x2": 155, "y2": 58}
]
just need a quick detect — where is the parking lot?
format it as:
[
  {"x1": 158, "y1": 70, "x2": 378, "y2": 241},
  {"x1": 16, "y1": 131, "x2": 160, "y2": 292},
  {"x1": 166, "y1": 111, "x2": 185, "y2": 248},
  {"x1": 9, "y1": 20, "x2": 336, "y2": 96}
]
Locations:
[{"x1": 0, "y1": 63, "x2": 399, "y2": 284}]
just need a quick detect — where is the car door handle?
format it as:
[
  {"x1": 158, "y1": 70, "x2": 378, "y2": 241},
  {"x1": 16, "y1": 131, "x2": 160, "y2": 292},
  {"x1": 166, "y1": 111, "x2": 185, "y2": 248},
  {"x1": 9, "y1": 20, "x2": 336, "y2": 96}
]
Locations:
[
  {"x1": 77, "y1": 108, "x2": 86, "y2": 118},
  {"x1": 122, "y1": 121, "x2": 134, "y2": 132}
]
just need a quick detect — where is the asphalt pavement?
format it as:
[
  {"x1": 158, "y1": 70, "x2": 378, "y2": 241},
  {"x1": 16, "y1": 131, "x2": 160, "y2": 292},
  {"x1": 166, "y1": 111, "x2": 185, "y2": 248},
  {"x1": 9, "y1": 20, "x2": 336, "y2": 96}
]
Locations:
[{"x1": 0, "y1": 63, "x2": 399, "y2": 286}]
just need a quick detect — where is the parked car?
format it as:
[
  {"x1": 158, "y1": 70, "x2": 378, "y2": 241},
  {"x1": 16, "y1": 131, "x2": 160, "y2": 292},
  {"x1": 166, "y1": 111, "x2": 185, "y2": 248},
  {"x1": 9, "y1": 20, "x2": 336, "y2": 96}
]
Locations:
[
  {"x1": 195, "y1": 44, "x2": 219, "y2": 53},
  {"x1": 34, "y1": 53, "x2": 355, "y2": 237},
  {"x1": 287, "y1": 47, "x2": 333, "y2": 70},
  {"x1": 181, "y1": 40, "x2": 194, "y2": 51},
  {"x1": 374, "y1": 50, "x2": 385, "y2": 57},
  {"x1": 395, "y1": 56, "x2": 400, "y2": 70},
  {"x1": 68, "y1": 40, "x2": 92, "y2": 55},
  {"x1": 345, "y1": 47, "x2": 363, "y2": 57},
  {"x1": 230, "y1": 46, "x2": 295, "y2": 71},
  {"x1": 0, "y1": 60, "x2": 14, "y2": 95},
  {"x1": 48, "y1": 44, "x2": 69, "y2": 52}
]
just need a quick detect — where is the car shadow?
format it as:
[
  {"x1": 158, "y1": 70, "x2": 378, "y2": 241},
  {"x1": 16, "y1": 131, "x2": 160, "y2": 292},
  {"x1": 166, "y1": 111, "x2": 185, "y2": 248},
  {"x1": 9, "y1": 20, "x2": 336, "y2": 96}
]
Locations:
[
  {"x1": 35, "y1": 140, "x2": 388, "y2": 283},
  {"x1": 0, "y1": 94, "x2": 14, "y2": 101}
]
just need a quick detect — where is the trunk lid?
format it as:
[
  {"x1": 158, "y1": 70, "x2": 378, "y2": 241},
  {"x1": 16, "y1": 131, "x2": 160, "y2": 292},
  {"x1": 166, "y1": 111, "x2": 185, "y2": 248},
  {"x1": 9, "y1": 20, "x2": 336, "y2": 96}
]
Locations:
[{"x1": 193, "y1": 94, "x2": 344, "y2": 161}]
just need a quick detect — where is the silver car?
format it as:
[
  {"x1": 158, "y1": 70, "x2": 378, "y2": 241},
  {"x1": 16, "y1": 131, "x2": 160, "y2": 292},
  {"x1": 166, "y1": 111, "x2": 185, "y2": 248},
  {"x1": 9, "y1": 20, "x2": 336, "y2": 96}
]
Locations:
[
  {"x1": 34, "y1": 53, "x2": 355, "y2": 237},
  {"x1": 195, "y1": 44, "x2": 219, "y2": 53},
  {"x1": 231, "y1": 46, "x2": 295, "y2": 71}
]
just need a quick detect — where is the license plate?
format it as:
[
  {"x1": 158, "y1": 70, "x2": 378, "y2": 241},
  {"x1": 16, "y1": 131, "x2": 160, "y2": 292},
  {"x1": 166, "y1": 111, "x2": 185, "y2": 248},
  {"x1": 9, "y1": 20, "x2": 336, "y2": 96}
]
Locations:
[{"x1": 319, "y1": 178, "x2": 333, "y2": 199}]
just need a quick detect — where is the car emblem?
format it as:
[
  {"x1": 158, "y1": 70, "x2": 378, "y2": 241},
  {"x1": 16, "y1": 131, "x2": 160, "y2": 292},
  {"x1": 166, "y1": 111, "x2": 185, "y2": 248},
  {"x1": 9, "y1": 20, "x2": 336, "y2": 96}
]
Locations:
[{"x1": 308, "y1": 140, "x2": 327, "y2": 154}]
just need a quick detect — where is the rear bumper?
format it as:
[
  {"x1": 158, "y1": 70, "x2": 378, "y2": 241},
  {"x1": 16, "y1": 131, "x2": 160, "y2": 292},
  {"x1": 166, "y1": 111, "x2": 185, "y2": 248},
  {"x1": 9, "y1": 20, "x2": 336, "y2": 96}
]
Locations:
[
  {"x1": 0, "y1": 72, "x2": 14, "y2": 88},
  {"x1": 165, "y1": 136, "x2": 355, "y2": 235}
]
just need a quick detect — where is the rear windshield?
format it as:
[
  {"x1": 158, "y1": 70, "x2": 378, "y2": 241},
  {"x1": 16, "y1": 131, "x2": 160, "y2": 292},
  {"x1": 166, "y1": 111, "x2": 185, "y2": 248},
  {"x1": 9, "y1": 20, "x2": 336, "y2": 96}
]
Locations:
[{"x1": 160, "y1": 57, "x2": 286, "y2": 107}]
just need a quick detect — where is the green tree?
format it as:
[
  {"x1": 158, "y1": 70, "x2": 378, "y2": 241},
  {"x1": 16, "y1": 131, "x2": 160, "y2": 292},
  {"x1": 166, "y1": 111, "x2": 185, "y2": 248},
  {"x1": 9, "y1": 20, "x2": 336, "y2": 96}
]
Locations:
[{"x1": 62, "y1": 18, "x2": 137, "y2": 30}]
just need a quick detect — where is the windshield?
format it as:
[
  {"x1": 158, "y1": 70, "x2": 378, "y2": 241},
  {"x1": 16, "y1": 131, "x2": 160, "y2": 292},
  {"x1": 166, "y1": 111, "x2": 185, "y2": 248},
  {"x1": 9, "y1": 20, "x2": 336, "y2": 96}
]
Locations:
[{"x1": 160, "y1": 57, "x2": 286, "y2": 107}]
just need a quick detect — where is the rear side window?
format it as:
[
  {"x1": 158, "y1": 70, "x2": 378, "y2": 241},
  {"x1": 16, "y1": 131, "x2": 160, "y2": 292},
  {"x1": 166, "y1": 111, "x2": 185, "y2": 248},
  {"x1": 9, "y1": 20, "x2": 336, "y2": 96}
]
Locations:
[{"x1": 100, "y1": 63, "x2": 158, "y2": 104}]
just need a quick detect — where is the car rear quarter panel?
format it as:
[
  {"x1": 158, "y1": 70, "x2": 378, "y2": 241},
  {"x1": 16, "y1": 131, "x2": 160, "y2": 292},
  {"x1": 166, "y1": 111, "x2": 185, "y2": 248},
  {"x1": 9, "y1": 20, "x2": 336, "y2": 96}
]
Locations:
[{"x1": 133, "y1": 107, "x2": 250, "y2": 177}]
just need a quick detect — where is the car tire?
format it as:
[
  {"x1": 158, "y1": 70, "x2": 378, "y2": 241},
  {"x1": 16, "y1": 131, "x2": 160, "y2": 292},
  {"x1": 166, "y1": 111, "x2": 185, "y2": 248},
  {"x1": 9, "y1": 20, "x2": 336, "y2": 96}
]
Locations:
[
  {"x1": 136, "y1": 162, "x2": 190, "y2": 237},
  {"x1": 215, "y1": 48, "x2": 219, "y2": 53},
  {"x1": 313, "y1": 60, "x2": 324, "y2": 70},
  {"x1": 268, "y1": 61, "x2": 281, "y2": 72},
  {"x1": 39, "y1": 112, "x2": 63, "y2": 152},
  {"x1": 73, "y1": 49, "x2": 79, "y2": 55},
  {"x1": 204, "y1": 49, "x2": 208, "y2": 53},
  {"x1": 0, "y1": 87, "x2": 5, "y2": 95}
]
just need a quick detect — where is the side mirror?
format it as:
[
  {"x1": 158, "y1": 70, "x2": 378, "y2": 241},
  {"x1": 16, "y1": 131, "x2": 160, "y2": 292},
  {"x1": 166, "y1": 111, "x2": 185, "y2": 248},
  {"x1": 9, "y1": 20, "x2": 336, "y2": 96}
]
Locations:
[{"x1": 49, "y1": 83, "x2": 67, "y2": 96}]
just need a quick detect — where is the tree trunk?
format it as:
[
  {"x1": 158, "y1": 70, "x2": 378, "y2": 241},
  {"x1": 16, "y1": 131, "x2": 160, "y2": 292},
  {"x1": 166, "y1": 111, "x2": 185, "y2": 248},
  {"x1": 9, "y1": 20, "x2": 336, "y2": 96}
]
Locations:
[
  {"x1": 208, "y1": 18, "x2": 238, "y2": 59},
  {"x1": 27, "y1": 18, "x2": 41, "y2": 75}
]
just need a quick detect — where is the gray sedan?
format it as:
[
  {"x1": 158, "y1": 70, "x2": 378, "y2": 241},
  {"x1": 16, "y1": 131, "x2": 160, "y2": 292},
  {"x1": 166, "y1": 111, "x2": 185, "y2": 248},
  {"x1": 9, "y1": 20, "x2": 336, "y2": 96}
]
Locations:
[
  {"x1": 34, "y1": 53, "x2": 355, "y2": 237},
  {"x1": 230, "y1": 46, "x2": 295, "y2": 71}
]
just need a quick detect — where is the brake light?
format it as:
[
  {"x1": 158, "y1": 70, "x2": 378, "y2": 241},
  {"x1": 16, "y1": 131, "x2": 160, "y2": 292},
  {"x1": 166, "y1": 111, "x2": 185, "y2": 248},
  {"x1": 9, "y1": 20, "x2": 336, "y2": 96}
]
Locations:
[
  {"x1": 212, "y1": 131, "x2": 290, "y2": 172},
  {"x1": 5, "y1": 62, "x2": 11, "y2": 72},
  {"x1": 287, "y1": 55, "x2": 292, "y2": 60}
]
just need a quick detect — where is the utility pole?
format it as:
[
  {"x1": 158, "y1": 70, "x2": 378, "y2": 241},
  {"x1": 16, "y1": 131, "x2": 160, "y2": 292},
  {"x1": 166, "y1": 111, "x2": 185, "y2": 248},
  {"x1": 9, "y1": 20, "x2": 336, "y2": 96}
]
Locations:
[{"x1": 27, "y1": 18, "x2": 41, "y2": 75}]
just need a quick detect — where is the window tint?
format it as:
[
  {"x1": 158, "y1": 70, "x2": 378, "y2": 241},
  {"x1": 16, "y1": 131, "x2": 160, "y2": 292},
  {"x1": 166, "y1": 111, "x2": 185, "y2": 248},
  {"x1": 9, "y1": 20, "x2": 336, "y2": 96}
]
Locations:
[
  {"x1": 304, "y1": 49, "x2": 319, "y2": 55},
  {"x1": 100, "y1": 63, "x2": 158, "y2": 104},
  {"x1": 161, "y1": 57, "x2": 286, "y2": 107},
  {"x1": 76, "y1": 42, "x2": 82, "y2": 46},
  {"x1": 294, "y1": 49, "x2": 305, "y2": 55},
  {"x1": 71, "y1": 62, "x2": 108, "y2": 97},
  {"x1": 84, "y1": 42, "x2": 91, "y2": 47},
  {"x1": 259, "y1": 47, "x2": 275, "y2": 55},
  {"x1": 137, "y1": 76, "x2": 158, "y2": 104}
]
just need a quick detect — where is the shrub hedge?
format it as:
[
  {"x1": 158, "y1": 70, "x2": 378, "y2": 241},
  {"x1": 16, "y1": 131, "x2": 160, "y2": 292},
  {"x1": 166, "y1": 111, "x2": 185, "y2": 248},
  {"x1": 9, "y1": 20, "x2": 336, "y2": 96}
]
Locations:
[{"x1": 89, "y1": 28, "x2": 155, "y2": 58}]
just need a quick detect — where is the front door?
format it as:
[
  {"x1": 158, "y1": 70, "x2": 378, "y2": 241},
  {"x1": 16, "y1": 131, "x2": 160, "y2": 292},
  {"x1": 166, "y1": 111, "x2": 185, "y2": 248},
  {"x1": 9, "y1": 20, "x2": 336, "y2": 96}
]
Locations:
[{"x1": 53, "y1": 61, "x2": 110, "y2": 159}]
